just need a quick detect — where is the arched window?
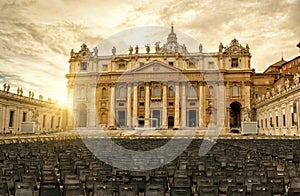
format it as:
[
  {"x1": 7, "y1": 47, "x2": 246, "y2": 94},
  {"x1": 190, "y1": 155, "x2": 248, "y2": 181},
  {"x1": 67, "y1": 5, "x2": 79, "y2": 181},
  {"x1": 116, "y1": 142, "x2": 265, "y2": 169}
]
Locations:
[
  {"x1": 119, "y1": 87, "x2": 126, "y2": 98},
  {"x1": 169, "y1": 87, "x2": 174, "y2": 97},
  {"x1": 189, "y1": 86, "x2": 196, "y2": 97},
  {"x1": 102, "y1": 87, "x2": 107, "y2": 98},
  {"x1": 154, "y1": 86, "x2": 160, "y2": 97},
  {"x1": 232, "y1": 86, "x2": 239, "y2": 97},
  {"x1": 140, "y1": 87, "x2": 145, "y2": 98}
]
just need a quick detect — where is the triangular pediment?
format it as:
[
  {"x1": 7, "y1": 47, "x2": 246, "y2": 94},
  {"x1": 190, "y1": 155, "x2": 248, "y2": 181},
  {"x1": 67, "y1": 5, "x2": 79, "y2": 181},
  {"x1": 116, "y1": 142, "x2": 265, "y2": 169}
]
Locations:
[{"x1": 127, "y1": 60, "x2": 181, "y2": 74}]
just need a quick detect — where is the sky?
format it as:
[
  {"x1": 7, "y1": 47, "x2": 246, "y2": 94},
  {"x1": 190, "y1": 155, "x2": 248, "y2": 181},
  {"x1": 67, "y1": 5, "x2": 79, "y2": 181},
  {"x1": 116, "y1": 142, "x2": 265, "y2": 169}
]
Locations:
[{"x1": 0, "y1": 0, "x2": 299, "y2": 104}]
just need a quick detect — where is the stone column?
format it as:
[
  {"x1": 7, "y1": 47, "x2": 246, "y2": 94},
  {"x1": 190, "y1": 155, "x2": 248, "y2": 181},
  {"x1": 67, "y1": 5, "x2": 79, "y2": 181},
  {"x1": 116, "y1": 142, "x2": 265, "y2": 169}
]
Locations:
[
  {"x1": 67, "y1": 86, "x2": 74, "y2": 129},
  {"x1": 181, "y1": 83, "x2": 186, "y2": 128},
  {"x1": 198, "y1": 82, "x2": 204, "y2": 128},
  {"x1": 88, "y1": 83, "x2": 97, "y2": 127},
  {"x1": 132, "y1": 83, "x2": 138, "y2": 128},
  {"x1": 217, "y1": 81, "x2": 226, "y2": 129},
  {"x1": 108, "y1": 85, "x2": 116, "y2": 127},
  {"x1": 145, "y1": 83, "x2": 150, "y2": 127},
  {"x1": 161, "y1": 84, "x2": 168, "y2": 129},
  {"x1": 127, "y1": 83, "x2": 132, "y2": 128},
  {"x1": 174, "y1": 82, "x2": 180, "y2": 129}
]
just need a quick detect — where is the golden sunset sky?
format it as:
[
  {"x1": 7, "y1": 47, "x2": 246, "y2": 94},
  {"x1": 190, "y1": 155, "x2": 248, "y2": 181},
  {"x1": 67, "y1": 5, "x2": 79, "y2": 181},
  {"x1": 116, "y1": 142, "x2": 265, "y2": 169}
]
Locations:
[{"x1": 0, "y1": 0, "x2": 299, "y2": 104}]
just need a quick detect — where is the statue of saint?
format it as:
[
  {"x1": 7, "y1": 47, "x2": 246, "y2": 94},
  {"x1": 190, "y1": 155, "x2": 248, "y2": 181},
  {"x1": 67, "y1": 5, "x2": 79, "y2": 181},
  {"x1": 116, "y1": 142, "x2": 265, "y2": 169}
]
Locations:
[
  {"x1": 293, "y1": 73, "x2": 299, "y2": 84},
  {"x1": 246, "y1": 44, "x2": 250, "y2": 52},
  {"x1": 135, "y1": 45, "x2": 139, "y2": 54},
  {"x1": 93, "y1": 47, "x2": 98, "y2": 56},
  {"x1": 129, "y1": 45, "x2": 133, "y2": 55},
  {"x1": 145, "y1": 44, "x2": 150, "y2": 54},
  {"x1": 6, "y1": 84, "x2": 10, "y2": 92},
  {"x1": 285, "y1": 79, "x2": 290, "y2": 89},
  {"x1": 3, "y1": 83, "x2": 6, "y2": 91},
  {"x1": 219, "y1": 42, "x2": 223, "y2": 53},
  {"x1": 182, "y1": 44, "x2": 187, "y2": 53},
  {"x1": 199, "y1": 43, "x2": 203, "y2": 53},
  {"x1": 155, "y1": 42, "x2": 160, "y2": 53},
  {"x1": 17, "y1": 88, "x2": 20, "y2": 95},
  {"x1": 20, "y1": 88, "x2": 23, "y2": 96},
  {"x1": 70, "y1": 49, "x2": 74, "y2": 57},
  {"x1": 29, "y1": 91, "x2": 31, "y2": 97},
  {"x1": 112, "y1": 46, "x2": 116, "y2": 55}
]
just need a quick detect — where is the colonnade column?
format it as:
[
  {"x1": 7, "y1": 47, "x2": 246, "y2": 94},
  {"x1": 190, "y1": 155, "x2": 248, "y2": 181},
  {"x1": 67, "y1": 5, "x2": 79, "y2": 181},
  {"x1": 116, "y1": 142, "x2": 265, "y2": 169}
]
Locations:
[
  {"x1": 108, "y1": 84, "x2": 115, "y2": 127},
  {"x1": 161, "y1": 84, "x2": 168, "y2": 129},
  {"x1": 126, "y1": 83, "x2": 132, "y2": 127},
  {"x1": 132, "y1": 83, "x2": 138, "y2": 128},
  {"x1": 174, "y1": 82, "x2": 180, "y2": 129},
  {"x1": 198, "y1": 81, "x2": 204, "y2": 128},
  {"x1": 145, "y1": 83, "x2": 150, "y2": 127},
  {"x1": 181, "y1": 83, "x2": 186, "y2": 128}
]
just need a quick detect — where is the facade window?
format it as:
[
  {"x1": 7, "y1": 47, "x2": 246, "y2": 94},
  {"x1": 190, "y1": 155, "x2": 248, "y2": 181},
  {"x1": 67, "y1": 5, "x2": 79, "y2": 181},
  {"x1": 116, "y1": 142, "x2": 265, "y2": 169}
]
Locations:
[
  {"x1": 168, "y1": 102, "x2": 174, "y2": 106},
  {"x1": 189, "y1": 86, "x2": 196, "y2": 97},
  {"x1": 169, "y1": 87, "x2": 174, "y2": 97},
  {"x1": 80, "y1": 62, "x2": 87, "y2": 71},
  {"x1": 102, "y1": 64, "x2": 108, "y2": 71},
  {"x1": 119, "y1": 87, "x2": 126, "y2": 98},
  {"x1": 119, "y1": 63, "x2": 126, "y2": 70},
  {"x1": 139, "y1": 102, "x2": 144, "y2": 106},
  {"x1": 154, "y1": 86, "x2": 160, "y2": 97},
  {"x1": 270, "y1": 117, "x2": 273, "y2": 127},
  {"x1": 283, "y1": 109, "x2": 286, "y2": 127},
  {"x1": 102, "y1": 88, "x2": 107, "y2": 98},
  {"x1": 43, "y1": 115, "x2": 46, "y2": 128},
  {"x1": 140, "y1": 87, "x2": 145, "y2": 98},
  {"x1": 9, "y1": 110, "x2": 14, "y2": 127},
  {"x1": 169, "y1": 62, "x2": 174, "y2": 66},
  {"x1": 22, "y1": 112, "x2": 27, "y2": 122},
  {"x1": 232, "y1": 86, "x2": 239, "y2": 97},
  {"x1": 231, "y1": 58, "x2": 238, "y2": 68},
  {"x1": 208, "y1": 61, "x2": 214, "y2": 69},
  {"x1": 51, "y1": 116, "x2": 54, "y2": 129},
  {"x1": 261, "y1": 119, "x2": 263, "y2": 128}
]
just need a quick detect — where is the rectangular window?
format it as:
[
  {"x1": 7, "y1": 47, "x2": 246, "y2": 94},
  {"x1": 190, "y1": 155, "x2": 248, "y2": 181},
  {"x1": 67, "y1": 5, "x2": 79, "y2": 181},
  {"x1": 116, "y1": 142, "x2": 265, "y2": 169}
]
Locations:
[
  {"x1": 276, "y1": 116, "x2": 278, "y2": 127},
  {"x1": 169, "y1": 62, "x2": 174, "y2": 66},
  {"x1": 9, "y1": 110, "x2": 14, "y2": 127},
  {"x1": 283, "y1": 115, "x2": 286, "y2": 127},
  {"x1": 231, "y1": 58, "x2": 238, "y2": 68},
  {"x1": 119, "y1": 103, "x2": 124, "y2": 106},
  {"x1": 139, "y1": 102, "x2": 144, "y2": 106},
  {"x1": 270, "y1": 117, "x2": 273, "y2": 127},
  {"x1": 51, "y1": 116, "x2": 54, "y2": 129},
  {"x1": 118, "y1": 63, "x2": 126, "y2": 70},
  {"x1": 261, "y1": 119, "x2": 263, "y2": 128},
  {"x1": 22, "y1": 112, "x2": 27, "y2": 122},
  {"x1": 232, "y1": 86, "x2": 239, "y2": 97},
  {"x1": 168, "y1": 102, "x2": 174, "y2": 106},
  {"x1": 43, "y1": 115, "x2": 46, "y2": 128},
  {"x1": 208, "y1": 61, "x2": 214, "y2": 69},
  {"x1": 102, "y1": 64, "x2": 108, "y2": 71},
  {"x1": 80, "y1": 62, "x2": 87, "y2": 71}
]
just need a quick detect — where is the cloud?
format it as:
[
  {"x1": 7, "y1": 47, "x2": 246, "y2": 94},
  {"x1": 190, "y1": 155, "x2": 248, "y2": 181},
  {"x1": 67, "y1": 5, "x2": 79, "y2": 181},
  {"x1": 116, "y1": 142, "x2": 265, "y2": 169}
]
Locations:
[{"x1": 0, "y1": 0, "x2": 299, "y2": 103}]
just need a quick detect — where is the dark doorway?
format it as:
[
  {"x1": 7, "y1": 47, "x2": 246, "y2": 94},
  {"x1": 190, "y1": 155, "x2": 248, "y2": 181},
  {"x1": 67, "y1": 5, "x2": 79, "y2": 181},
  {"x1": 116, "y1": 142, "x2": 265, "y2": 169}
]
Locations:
[
  {"x1": 138, "y1": 116, "x2": 144, "y2": 127},
  {"x1": 230, "y1": 102, "x2": 241, "y2": 128},
  {"x1": 151, "y1": 110, "x2": 161, "y2": 128},
  {"x1": 168, "y1": 116, "x2": 174, "y2": 128},
  {"x1": 77, "y1": 104, "x2": 87, "y2": 127},
  {"x1": 117, "y1": 111, "x2": 126, "y2": 127},
  {"x1": 188, "y1": 110, "x2": 197, "y2": 127}
]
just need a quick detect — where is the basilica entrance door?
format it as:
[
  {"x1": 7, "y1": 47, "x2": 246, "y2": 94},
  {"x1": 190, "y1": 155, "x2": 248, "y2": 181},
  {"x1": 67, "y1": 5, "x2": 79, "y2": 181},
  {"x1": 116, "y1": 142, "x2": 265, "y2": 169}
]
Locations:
[
  {"x1": 151, "y1": 110, "x2": 161, "y2": 128},
  {"x1": 168, "y1": 116, "x2": 174, "y2": 128},
  {"x1": 230, "y1": 102, "x2": 241, "y2": 128}
]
